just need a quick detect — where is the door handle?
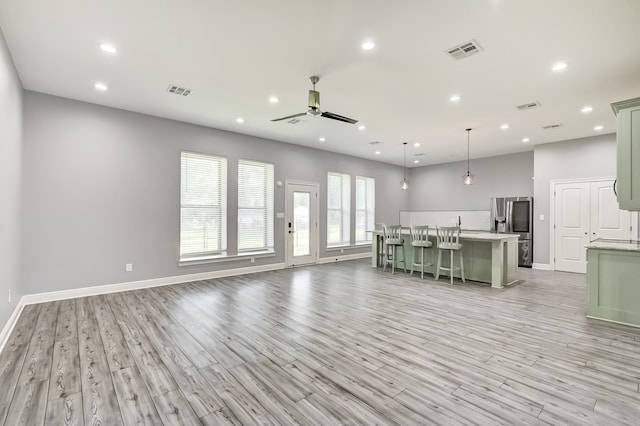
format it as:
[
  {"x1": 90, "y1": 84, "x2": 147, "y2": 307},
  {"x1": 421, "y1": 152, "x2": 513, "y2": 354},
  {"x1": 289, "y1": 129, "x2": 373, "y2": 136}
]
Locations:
[
  {"x1": 289, "y1": 230, "x2": 296, "y2": 234},
  {"x1": 613, "y1": 179, "x2": 617, "y2": 196}
]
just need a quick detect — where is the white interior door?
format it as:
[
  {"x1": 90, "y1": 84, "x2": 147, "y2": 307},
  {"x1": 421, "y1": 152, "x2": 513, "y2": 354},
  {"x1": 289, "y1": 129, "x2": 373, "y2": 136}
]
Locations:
[
  {"x1": 591, "y1": 180, "x2": 632, "y2": 240},
  {"x1": 554, "y1": 182, "x2": 590, "y2": 273},
  {"x1": 285, "y1": 182, "x2": 318, "y2": 267}
]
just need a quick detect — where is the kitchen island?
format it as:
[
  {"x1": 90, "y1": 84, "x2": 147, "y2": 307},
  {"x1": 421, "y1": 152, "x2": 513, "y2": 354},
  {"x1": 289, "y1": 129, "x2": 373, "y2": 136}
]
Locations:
[
  {"x1": 586, "y1": 239, "x2": 640, "y2": 327},
  {"x1": 372, "y1": 229, "x2": 519, "y2": 288}
]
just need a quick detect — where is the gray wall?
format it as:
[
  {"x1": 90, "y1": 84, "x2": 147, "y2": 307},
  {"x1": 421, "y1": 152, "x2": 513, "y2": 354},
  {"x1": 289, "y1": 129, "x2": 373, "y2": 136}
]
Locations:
[
  {"x1": 533, "y1": 134, "x2": 617, "y2": 264},
  {"x1": 0, "y1": 29, "x2": 23, "y2": 328},
  {"x1": 21, "y1": 91, "x2": 408, "y2": 294},
  {"x1": 408, "y1": 151, "x2": 534, "y2": 211}
]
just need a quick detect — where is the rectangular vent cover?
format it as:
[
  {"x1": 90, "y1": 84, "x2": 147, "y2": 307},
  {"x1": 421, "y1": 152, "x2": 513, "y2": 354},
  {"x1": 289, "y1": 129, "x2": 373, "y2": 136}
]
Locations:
[
  {"x1": 368, "y1": 141, "x2": 384, "y2": 146},
  {"x1": 516, "y1": 101, "x2": 541, "y2": 110},
  {"x1": 542, "y1": 123, "x2": 564, "y2": 130},
  {"x1": 287, "y1": 118, "x2": 305, "y2": 124},
  {"x1": 446, "y1": 39, "x2": 483, "y2": 60},
  {"x1": 167, "y1": 85, "x2": 192, "y2": 96}
]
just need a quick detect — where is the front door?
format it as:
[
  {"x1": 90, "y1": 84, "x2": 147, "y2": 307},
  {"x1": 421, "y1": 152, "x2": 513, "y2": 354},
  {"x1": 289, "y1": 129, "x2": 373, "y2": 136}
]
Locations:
[{"x1": 285, "y1": 182, "x2": 318, "y2": 267}]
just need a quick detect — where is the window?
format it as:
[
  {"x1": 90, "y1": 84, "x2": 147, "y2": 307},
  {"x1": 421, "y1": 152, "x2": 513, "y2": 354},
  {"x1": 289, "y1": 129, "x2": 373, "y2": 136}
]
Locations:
[
  {"x1": 180, "y1": 152, "x2": 227, "y2": 259},
  {"x1": 327, "y1": 172, "x2": 350, "y2": 246},
  {"x1": 238, "y1": 159, "x2": 274, "y2": 252},
  {"x1": 355, "y1": 176, "x2": 375, "y2": 243}
]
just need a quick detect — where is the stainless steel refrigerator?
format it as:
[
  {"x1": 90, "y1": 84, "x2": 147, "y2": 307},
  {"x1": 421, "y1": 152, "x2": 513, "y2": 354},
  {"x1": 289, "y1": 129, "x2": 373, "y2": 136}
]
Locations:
[{"x1": 490, "y1": 197, "x2": 533, "y2": 267}]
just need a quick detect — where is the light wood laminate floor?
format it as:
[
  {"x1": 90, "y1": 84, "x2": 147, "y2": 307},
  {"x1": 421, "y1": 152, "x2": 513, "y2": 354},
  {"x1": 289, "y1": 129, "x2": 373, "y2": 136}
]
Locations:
[{"x1": 1, "y1": 260, "x2": 640, "y2": 425}]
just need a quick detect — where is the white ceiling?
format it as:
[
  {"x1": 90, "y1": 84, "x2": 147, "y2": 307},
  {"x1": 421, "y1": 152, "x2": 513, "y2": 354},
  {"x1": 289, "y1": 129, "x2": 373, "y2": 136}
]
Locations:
[{"x1": 2, "y1": 0, "x2": 640, "y2": 167}]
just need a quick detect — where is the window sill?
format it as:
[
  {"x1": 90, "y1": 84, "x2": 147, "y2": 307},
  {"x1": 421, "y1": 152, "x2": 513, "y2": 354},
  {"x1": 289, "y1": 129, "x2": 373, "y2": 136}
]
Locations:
[{"x1": 179, "y1": 250, "x2": 275, "y2": 267}]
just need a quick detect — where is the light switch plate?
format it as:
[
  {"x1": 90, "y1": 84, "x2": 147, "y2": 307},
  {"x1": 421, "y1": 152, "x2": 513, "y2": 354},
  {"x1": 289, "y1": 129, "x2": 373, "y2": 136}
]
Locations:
[
  {"x1": 539, "y1": 214, "x2": 544, "y2": 221},
  {"x1": 276, "y1": 212, "x2": 284, "y2": 219}
]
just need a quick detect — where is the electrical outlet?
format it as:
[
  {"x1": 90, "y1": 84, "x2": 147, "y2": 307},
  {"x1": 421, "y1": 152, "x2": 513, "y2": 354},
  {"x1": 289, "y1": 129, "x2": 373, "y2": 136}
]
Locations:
[
  {"x1": 125, "y1": 263, "x2": 133, "y2": 272},
  {"x1": 250, "y1": 257, "x2": 255, "y2": 264}
]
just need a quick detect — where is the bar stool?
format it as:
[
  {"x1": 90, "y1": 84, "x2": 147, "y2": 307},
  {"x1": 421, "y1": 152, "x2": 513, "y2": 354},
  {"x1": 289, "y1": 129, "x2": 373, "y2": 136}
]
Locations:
[
  {"x1": 375, "y1": 222, "x2": 386, "y2": 267},
  {"x1": 410, "y1": 226, "x2": 434, "y2": 279},
  {"x1": 436, "y1": 226, "x2": 465, "y2": 285},
  {"x1": 382, "y1": 224, "x2": 407, "y2": 273}
]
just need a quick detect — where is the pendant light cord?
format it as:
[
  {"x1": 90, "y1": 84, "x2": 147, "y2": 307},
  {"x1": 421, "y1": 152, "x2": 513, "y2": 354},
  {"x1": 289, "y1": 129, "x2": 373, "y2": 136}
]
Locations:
[
  {"x1": 403, "y1": 142, "x2": 407, "y2": 179},
  {"x1": 466, "y1": 128, "x2": 471, "y2": 174}
]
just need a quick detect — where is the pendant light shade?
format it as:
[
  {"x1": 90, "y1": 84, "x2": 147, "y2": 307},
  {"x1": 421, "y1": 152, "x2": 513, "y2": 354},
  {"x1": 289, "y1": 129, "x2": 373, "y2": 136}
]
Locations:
[
  {"x1": 400, "y1": 142, "x2": 409, "y2": 190},
  {"x1": 462, "y1": 128, "x2": 474, "y2": 185}
]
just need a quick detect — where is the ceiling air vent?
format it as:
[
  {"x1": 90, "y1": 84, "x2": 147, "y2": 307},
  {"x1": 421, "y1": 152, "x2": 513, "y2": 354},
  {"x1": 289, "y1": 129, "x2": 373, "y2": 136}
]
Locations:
[
  {"x1": 167, "y1": 85, "x2": 192, "y2": 96},
  {"x1": 369, "y1": 141, "x2": 384, "y2": 146},
  {"x1": 516, "y1": 101, "x2": 541, "y2": 111},
  {"x1": 445, "y1": 39, "x2": 483, "y2": 60},
  {"x1": 542, "y1": 123, "x2": 564, "y2": 130},
  {"x1": 287, "y1": 118, "x2": 305, "y2": 124}
]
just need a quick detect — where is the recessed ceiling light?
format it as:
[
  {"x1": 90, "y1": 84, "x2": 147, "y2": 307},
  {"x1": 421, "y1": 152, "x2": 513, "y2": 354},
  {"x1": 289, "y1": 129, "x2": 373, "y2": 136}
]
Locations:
[
  {"x1": 268, "y1": 96, "x2": 279, "y2": 104},
  {"x1": 374, "y1": 151, "x2": 381, "y2": 155},
  {"x1": 319, "y1": 137, "x2": 325, "y2": 142},
  {"x1": 236, "y1": 117, "x2": 244, "y2": 124},
  {"x1": 413, "y1": 142, "x2": 420, "y2": 147},
  {"x1": 552, "y1": 61, "x2": 568, "y2": 72},
  {"x1": 450, "y1": 94, "x2": 461, "y2": 102},
  {"x1": 522, "y1": 137, "x2": 530, "y2": 143},
  {"x1": 500, "y1": 124, "x2": 509, "y2": 130},
  {"x1": 99, "y1": 43, "x2": 117, "y2": 54},
  {"x1": 594, "y1": 125, "x2": 604, "y2": 131},
  {"x1": 94, "y1": 82, "x2": 108, "y2": 92},
  {"x1": 581, "y1": 106, "x2": 593, "y2": 113},
  {"x1": 414, "y1": 160, "x2": 420, "y2": 164},
  {"x1": 361, "y1": 41, "x2": 375, "y2": 50},
  {"x1": 358, "y1": 125, "x2": 366, "y2": 131}
]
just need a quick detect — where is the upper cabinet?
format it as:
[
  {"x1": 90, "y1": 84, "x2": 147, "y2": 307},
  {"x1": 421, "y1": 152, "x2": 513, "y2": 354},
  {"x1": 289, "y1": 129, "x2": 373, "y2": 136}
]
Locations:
[{"x1": 612, "y1": 97, "x2": 640, "y2": 210}]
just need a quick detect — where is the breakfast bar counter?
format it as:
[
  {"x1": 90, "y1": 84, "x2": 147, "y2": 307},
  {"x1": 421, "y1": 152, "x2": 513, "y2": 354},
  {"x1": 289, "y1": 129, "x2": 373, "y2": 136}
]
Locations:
[{"x1": 372, "y1": 229, "x2": 519, "y2": 288}]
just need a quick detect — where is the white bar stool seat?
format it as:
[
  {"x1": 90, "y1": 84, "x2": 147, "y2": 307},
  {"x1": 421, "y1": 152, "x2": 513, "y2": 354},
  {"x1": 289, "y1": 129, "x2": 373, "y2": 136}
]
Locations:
[
  {"x1": 382, "y1": 224, "x2": 407, "y2": 273},
  {"x1": 410, "y1": 226, "x2": 434, "y2": 279},
  {"x1": 436, "y1": 226, "x2": 465, "y2": 284}
]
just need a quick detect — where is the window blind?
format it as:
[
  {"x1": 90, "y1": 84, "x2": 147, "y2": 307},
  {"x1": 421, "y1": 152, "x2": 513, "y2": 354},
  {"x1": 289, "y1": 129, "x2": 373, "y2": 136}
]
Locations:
[
  {"x1": 238, "y1": 159, "x2": 274, "y2": 252},
  {"x1": 327, "y1": 172, "x2": 350, "y2": 246},
  {"x1": 356, "y1": 176, "x2": 375, "y2": 243},
  {"x1": 180, "y1": 152, "x2": 227, "y2": 258}
]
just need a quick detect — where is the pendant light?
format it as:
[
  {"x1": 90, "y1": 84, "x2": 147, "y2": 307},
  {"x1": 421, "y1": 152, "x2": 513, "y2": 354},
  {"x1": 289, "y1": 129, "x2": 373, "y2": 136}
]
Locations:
[
  {"x1": 462, "y1": 128, "x2": 474, "y2": 185},
  {"x1": 400, "y1": 142, "x2": 409, "y2": 190}
]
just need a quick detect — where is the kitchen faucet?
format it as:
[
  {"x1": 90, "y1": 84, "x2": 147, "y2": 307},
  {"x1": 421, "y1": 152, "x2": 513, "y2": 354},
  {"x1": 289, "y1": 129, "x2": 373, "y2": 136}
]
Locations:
[{"x1": 458, "y1": 215, "x2": 462, "y2": 227}]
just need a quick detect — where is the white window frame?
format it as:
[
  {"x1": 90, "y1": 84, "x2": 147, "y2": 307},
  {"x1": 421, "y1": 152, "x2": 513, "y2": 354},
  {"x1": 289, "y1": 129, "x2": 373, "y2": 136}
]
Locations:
[
  {"x1": 327, "y1": 172, "x2": 351, "y2": 247},
  {"x1": 179, "y1": 151, "x2": 227, "y2": 260},
  {"x1": 237, "y1": 159, "x2": 274, "y2": 253},
  {"x1": 355, "y1": 176, "x2": 375, "y2": 244}
]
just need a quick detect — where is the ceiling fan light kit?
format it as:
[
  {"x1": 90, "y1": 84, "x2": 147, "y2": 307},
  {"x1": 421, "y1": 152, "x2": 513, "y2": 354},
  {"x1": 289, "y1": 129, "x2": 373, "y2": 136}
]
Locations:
[{"x1": 272, "y1": 76, "x2": 358, "y2": 124}]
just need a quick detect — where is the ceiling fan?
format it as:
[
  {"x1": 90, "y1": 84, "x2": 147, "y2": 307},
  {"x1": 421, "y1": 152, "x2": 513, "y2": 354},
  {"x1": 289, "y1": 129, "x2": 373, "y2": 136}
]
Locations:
[{"x1": 271, "y1": 76, "x2": 358, "y2": 124}]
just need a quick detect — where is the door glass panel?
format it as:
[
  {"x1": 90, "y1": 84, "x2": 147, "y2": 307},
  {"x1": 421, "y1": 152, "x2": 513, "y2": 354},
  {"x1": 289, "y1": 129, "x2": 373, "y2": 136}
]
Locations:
[
  {"x1": 293, "y1": 192, "x2": 310, "y2": 257},
  {"x1": 511, "y1": 201, "x2": 530, "y2": 233}
]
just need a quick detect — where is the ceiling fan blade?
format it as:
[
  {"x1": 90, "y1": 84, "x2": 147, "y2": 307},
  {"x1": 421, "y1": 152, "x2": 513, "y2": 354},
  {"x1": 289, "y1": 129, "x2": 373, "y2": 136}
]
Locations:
[
  {"x1": 321, "y1": 111, "x2": 358, "y2": 124},
  {"x1": 271, "y1": 112, "x2": 307, "y2": 122}
]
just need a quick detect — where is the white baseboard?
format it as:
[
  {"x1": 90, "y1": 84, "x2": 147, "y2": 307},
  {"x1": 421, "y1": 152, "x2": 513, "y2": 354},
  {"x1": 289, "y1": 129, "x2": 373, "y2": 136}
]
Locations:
[
  {"x1": 317, "y1": 252, "x2": 371, "y2": 264},
  {"x1": 532, "y1": 263, "x2": 551, "y2": 270},
  {"x1": 20, "y1": 262, "x2": 287, "y2": 306},
  {"x1": 0, "y1": 301, "x2": 25, "y2": 354}
]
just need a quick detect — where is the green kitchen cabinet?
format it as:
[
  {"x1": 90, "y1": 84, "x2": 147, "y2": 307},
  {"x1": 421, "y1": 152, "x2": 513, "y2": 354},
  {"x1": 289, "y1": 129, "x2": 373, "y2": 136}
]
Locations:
[{"x1": 612, "y1": 97, "x2": 640, "y2": 210}]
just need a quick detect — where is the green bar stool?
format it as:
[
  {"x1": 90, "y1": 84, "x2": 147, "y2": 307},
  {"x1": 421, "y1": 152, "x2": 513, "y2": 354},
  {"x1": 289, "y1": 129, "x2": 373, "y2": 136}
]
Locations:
[
  {"x1": 410, "y1": 226, "x2": 434, "y2": 279},
  {"x1": 382, "y1": 224, "x2": 407, "y2": 273},
  {"x1": 436, "y1": 226, "x2": 465, "y2": 284}
]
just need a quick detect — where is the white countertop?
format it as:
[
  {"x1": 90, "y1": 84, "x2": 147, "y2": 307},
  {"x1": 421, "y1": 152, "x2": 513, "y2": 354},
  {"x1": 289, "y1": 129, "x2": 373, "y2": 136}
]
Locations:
[
  {"x1": 586, "y1": 239, "x2": 640, "y2": 252},
  {"x1": 373, "y1": 229, "x2": 519, "y2": 242}
]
